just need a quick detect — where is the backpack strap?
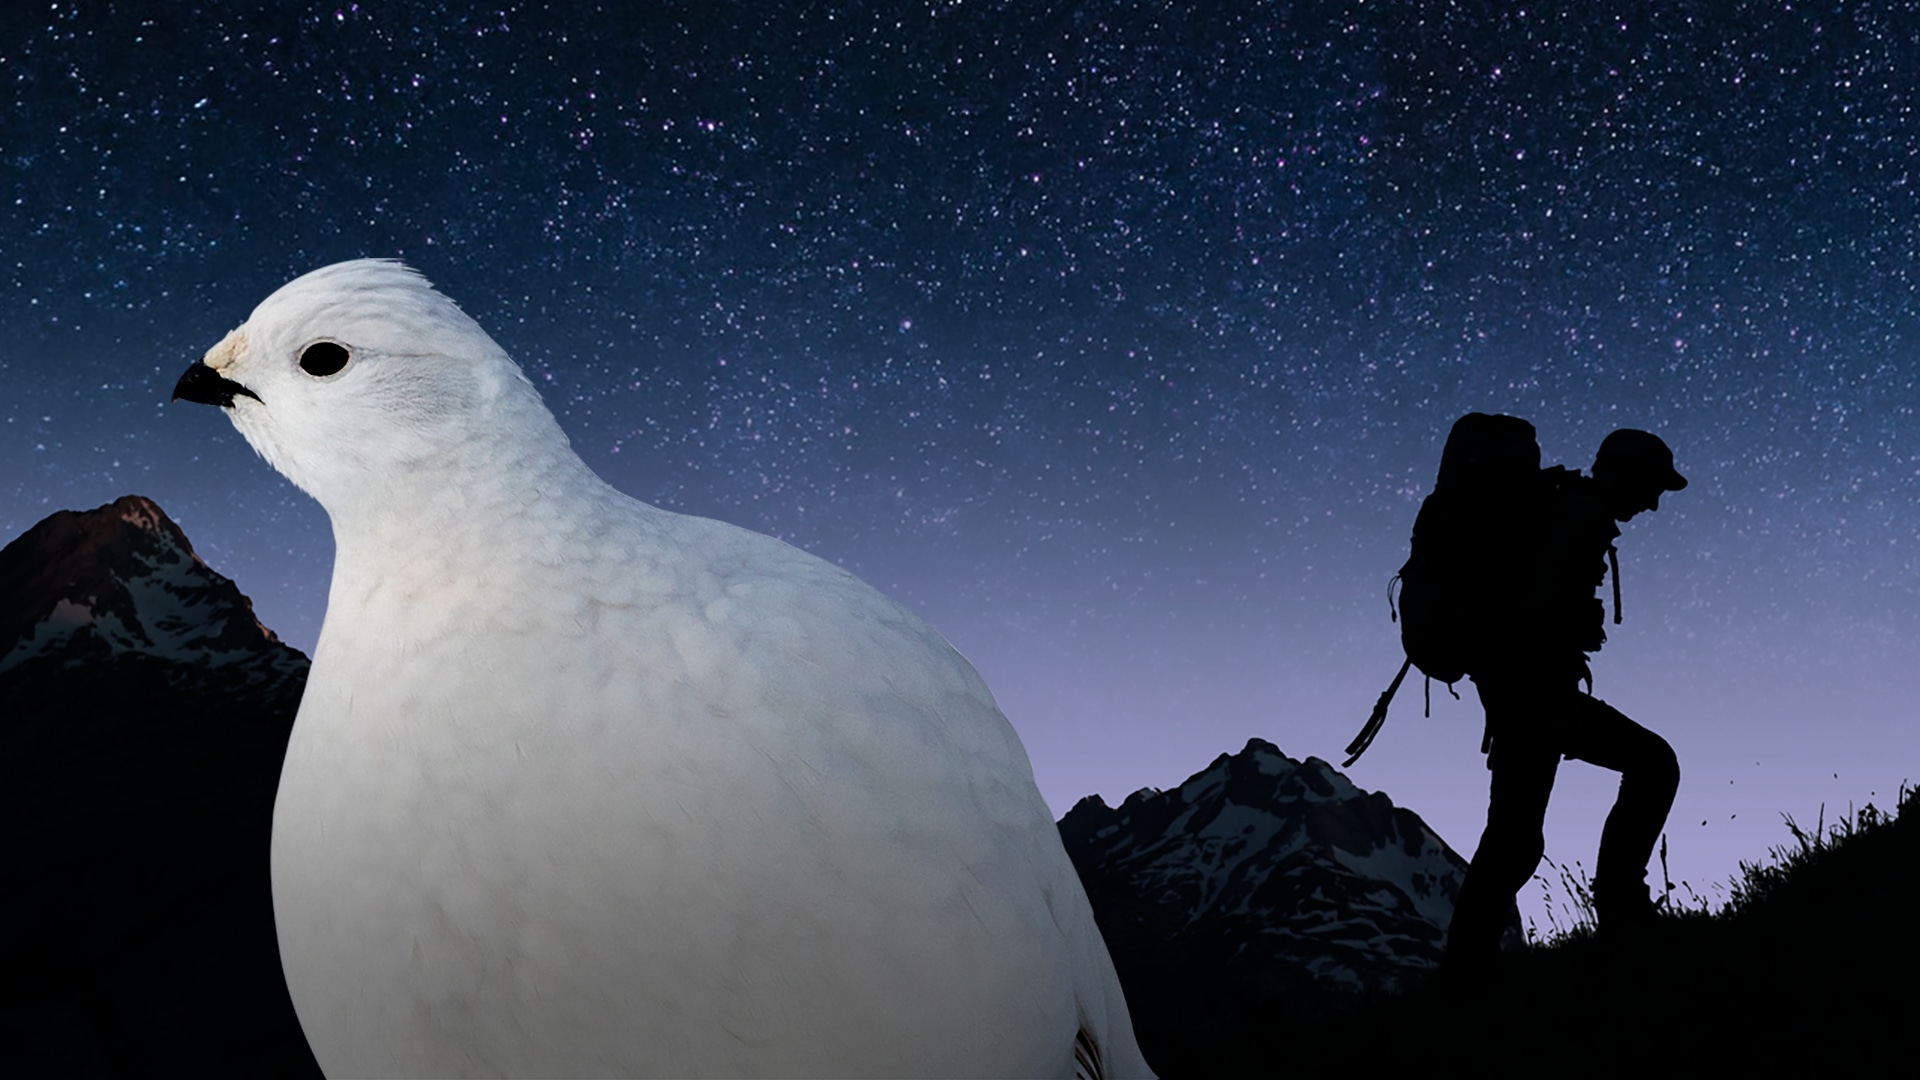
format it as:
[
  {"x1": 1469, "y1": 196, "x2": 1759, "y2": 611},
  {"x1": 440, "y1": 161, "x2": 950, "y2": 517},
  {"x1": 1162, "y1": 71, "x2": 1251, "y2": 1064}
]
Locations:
[{"x1": 1609, "y1": 543, "x2": 1623, "y2": 624}]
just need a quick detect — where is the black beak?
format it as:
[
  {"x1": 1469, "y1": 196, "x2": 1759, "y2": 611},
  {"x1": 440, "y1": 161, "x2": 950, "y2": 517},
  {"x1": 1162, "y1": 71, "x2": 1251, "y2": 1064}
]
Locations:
[{"x1": 172, "y1": 362, "x2": 262, "y2": 408}]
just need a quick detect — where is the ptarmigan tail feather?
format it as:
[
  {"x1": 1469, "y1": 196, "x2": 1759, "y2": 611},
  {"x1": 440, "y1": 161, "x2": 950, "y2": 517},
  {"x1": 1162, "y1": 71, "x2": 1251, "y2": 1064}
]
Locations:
[{"x1": 1073, "y1": 1024, "x2": 1105, "y2": 1080}]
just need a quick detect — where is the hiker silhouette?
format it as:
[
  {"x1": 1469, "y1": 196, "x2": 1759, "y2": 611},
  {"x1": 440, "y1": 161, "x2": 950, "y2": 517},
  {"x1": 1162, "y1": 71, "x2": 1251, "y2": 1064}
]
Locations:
[{"x1": 1441, "y1": 425, "x2": 1688, "y2": 975}]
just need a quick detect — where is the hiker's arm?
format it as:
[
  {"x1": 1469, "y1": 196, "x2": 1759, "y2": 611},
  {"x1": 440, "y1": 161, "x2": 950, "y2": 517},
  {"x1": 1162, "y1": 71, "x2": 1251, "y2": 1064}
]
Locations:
[
  {"x1": 1524, "y1": 505, "x2": 1581, "y2": 619},
  {"x1": 1518, "y1": 488, "x2": 1614, "y2": 653}
]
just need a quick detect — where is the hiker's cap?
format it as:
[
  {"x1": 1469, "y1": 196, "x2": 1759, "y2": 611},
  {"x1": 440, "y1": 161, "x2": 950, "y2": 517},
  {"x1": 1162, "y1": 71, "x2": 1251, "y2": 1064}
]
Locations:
[{"x1": 1594, "y1": 429, "x2": 1688, "y2": 491}]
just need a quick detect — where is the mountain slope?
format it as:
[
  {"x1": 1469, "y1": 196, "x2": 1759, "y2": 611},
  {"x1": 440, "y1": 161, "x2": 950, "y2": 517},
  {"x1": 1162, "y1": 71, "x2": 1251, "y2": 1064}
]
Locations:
[
  {"x1": 1240, "y1": 782, "x2": 1919, "y2": 1076},
  {"x1": 0, "y1": 496, "x2": 318, "y2": 1076},
  {"x1": 0, "y1": 494, "x2": 306, "y2": 685},
  {"x1": 1061, "y1": 738, "x2": 1515, "y2": 1074}
]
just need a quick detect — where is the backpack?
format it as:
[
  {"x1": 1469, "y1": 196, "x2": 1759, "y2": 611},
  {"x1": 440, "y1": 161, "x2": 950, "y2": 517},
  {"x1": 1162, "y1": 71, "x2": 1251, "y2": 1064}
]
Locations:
[{"x1": 1343, "y1": 413, "x2": 1587, "y2": 766}]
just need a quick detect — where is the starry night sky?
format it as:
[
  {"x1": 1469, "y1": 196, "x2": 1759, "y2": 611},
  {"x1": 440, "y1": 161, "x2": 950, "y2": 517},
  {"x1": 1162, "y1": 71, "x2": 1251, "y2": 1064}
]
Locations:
[{"x1": 6, "y1": 2, "x2": 1918, "y2": 933}]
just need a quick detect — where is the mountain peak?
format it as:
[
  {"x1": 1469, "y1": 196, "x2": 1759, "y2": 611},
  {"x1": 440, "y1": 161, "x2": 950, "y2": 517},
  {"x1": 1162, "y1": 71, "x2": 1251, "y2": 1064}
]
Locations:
[
  {"x1": 109, "y1": 493, "x2": 176, "y2": 537},
  {"x1": 0, "y1": 495, "x2": 304, "y2": 679},
  {"x1": 1, "y1": 497, "x2": 318, "y2": 1073},
  {"x1": 1060, "y1": 736, "x2": 1509, "y2": 1066}
]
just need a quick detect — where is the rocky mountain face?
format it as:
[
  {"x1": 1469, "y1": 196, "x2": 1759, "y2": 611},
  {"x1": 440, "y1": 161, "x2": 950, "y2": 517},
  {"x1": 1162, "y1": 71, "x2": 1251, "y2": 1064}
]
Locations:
[
  {"x1": 1061, "y1": 738, "x2": 1512, "y2": 1075},
  {"x1": 0, "y1": 496, "x2": 318, "y2": 1076},
  {"x1": 0, "y1": 494, "x2": 307, "y2": 685}
]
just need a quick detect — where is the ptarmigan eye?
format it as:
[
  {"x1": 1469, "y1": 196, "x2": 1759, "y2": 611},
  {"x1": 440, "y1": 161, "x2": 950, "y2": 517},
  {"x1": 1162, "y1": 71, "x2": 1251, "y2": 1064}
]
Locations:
[{"x1": 299, "y1": 341, "x2": 351, "y2": 377}]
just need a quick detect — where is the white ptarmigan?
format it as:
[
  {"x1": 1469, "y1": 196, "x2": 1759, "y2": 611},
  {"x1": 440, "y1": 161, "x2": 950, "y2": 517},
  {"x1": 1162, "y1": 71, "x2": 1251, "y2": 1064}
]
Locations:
[{"x1": 171, "y1": 259, "x2": 1151, "y2": 1079}]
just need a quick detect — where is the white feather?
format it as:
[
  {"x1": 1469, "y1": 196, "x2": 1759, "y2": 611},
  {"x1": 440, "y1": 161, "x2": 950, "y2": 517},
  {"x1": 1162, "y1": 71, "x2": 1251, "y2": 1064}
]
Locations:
[{"x1": 198, "y1": 259, "x2": 1152, "y2": 1078}]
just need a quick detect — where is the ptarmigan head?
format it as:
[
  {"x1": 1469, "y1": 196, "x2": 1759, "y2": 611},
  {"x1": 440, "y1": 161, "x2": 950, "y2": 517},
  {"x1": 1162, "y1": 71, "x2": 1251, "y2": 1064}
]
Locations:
[{"x1": 172, "y1": 259, "x2": 574, "y2": 520}]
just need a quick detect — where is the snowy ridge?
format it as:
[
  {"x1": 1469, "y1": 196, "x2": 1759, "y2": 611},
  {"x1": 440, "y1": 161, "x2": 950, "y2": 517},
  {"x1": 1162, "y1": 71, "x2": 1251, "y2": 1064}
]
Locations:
[
  {"x1": 0, "y1": 496, "x2": 318, "y2": 1072},
  {"x1": 0, "y1": 495, "x2": 307, "y2": 686},
  {"x1": 1061, "y1": 737, "x2": 1508, "y2": 1042}
]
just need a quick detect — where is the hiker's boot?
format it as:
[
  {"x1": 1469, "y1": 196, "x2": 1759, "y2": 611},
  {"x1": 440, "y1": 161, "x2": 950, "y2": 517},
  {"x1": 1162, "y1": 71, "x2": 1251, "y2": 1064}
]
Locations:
[{"x1": 1593, "y1": 874, "x2": 1658, "y2": 945}]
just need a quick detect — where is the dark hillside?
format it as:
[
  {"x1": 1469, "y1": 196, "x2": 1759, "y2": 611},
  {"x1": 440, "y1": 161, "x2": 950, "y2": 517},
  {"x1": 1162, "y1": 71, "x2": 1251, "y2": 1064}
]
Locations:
[
  {"x1": 0, "y1": 497, "x2": 319, "y2": 1076},
  {"x1": 1189, "y1": 784, "x2": 1918, "y2": 1077}
]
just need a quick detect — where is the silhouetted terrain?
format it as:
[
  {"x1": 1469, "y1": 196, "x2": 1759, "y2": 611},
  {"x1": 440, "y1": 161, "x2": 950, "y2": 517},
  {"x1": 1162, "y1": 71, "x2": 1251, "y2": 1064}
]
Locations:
[
  {"x1": 0, "y1": 497, "x2": 319, "y2": 1076},
  {"x1": 1168, "y1": 784, "x2": 1919, "y2": 1077},
  {"x1": 1058, "y1": 739, "x2": 1520, "y2": 1071}
]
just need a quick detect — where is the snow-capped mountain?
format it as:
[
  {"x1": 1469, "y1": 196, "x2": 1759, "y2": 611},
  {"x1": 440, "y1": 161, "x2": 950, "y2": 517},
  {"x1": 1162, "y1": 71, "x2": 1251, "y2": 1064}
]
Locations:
[
  {"x1": 0, "y1": 496, "x2": 317, "y2": 1075},
  {"x1": 0, "y1": 494, "x2": 306, "y2": 686},
  {"x1": 1060, "y1": 737, "x2": 1511, "y2": 1073}
]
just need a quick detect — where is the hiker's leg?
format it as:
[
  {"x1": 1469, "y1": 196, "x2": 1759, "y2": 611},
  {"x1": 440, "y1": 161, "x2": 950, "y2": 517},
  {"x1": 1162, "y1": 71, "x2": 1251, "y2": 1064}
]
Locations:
[
  {"x1": 1562, "y1": 696, "x2": 1681, "y2": 915},
  {"x1": 1447, "y1": 721, "x2": 1561, "y2": 962}
]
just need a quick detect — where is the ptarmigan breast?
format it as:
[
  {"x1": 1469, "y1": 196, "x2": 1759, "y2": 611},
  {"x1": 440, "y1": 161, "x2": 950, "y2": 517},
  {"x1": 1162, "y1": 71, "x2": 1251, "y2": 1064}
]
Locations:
[{"x1": 171, "y1": 259, "x2": 1151, "y2": 1078}]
